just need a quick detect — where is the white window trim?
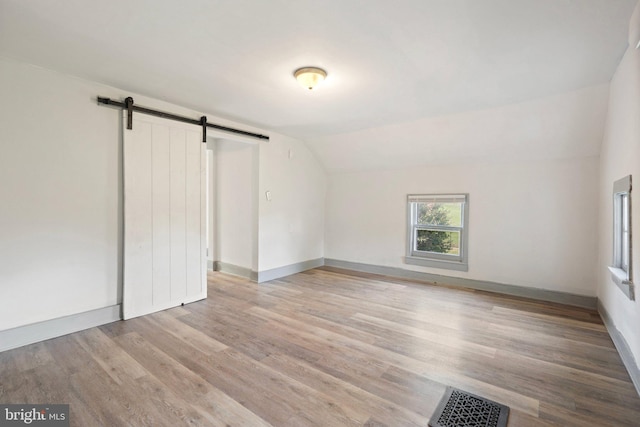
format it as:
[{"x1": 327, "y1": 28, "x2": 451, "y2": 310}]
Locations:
[
  {"x1": 405, "y1": 194, "x2": 469, "y2": 272},
  {"x1": 609, "y1": 175, "x2": 634, "y2": 300}
]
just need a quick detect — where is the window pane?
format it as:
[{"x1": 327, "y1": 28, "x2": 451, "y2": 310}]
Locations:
[
  {"x1": 416, "y1": 202, "x2": 462, "y2": 227},
  {"x1": 415, "y1": 229, "x2": 460, "y2": 255}
]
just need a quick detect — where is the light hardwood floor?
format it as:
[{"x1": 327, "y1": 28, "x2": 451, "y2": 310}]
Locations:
[{"x1": 1, "y1": 267, "x2": 640, "y2": 426}]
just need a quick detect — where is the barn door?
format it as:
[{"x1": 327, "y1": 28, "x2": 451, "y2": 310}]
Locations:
[{"x1": 123, "y1": 112, "x2": 206, "y2": 320}]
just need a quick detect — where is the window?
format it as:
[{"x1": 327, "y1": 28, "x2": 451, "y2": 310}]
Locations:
[
  {"x1": 608, "y1": 175, "x2": 633, "y2": 300},
  {"x1": 405, "y1": 194, "x2": 468, "y2": 271}
]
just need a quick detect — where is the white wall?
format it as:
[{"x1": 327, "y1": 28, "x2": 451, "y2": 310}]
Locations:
[
  {"x1": 258, "y1": 134, "x2": 327, "y2": 272},
  {"x1": 310, "y1": 79, "x2": 611, "y2": 301},
  {"x1": 308, "y1": 84, "x2": 609, "y2": 172},
  {"x1": 321, "y1": 82, "x2": 609, "y2": 297},
  {"x1": 316, "y1": 83, "x2": 609, "y2": 297},
  {"x1": 598, "y1": 1, "x2": 640, "y2": 367},
  {"x1": 0, "y1": 57, "x2": 326, "y2": 332},
  {"x1": 0, "y1": 60, "x2": 125, "y2": 331},
  {"x1": 214, "y1": 139, "x2": 258, "y2": 271},
  {"x1": 326, "y1": 157, "x2": 599, "y2": 296}
]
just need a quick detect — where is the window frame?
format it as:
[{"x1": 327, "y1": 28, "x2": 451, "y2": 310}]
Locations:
[
  {"x1": 608, "y1": 175, "x2": 633, "y2": 300},
  {"x1": 405, "y1": 194, "x2": 469, "y2": 272}
]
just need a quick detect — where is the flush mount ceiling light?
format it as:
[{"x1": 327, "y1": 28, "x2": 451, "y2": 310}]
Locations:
[{"x1": 293, "y1": 67, "x2": 327, "y2": 90}]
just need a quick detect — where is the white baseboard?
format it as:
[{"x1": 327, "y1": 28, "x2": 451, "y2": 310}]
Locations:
[
  {"x1": 598, "y1": 301, "x2": 640, "y2": 396},
  {"x1": 213, "y1": 261, "x2": 254, "y2": 280},
  {"x1": 257, "y1": 258, "x2": 325, "y2": 283},
  {"x1": 214, "y1": 258, "x2": 325, "y2": 283},
  {"x1": 0, "y1": 304, "x2": 122, "y2": 352}
]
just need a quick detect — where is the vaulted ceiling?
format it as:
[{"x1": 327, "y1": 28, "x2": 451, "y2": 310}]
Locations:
[{"x1": 0, "y1": 0, "x2": 636, "y2": 168}]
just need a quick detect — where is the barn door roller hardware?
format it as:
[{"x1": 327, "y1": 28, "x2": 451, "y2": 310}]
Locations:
[{"x1": 97, "y1": 96, "x2": 270, "y2": 142}]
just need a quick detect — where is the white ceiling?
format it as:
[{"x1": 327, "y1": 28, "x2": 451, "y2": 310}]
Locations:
[{"x1": 0, "y1": 0, "x2": 635, "y2": 141}]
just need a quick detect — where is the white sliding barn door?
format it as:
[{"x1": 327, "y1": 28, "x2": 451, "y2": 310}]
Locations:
[{"x1": 123, "y1": 113, "x2": 206, "y2": 320}]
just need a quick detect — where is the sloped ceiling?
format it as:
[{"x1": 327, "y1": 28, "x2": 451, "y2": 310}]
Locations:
[{"x1": 0, "y1": 0, "x2": 636, "y2": 168}]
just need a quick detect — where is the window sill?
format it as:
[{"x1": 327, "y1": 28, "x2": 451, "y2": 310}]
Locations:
[
  {"x1": 608, "y1": 266, "x2": 634, "y2": 300},
  {"x1": 405, "y1": 256, "x2": 468, "y2": 272}
]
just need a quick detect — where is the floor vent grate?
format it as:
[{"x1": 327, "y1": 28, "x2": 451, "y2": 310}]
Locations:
[{"x1": 429, "y1": 387, "x2": 510, "y2": 427}]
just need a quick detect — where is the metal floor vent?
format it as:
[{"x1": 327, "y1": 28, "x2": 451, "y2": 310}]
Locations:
[{"x1": 429, "y1": 387, "x2": 510, "y2": 427}]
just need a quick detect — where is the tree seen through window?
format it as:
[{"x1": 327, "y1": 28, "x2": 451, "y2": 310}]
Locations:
[{"x1": 416, "y1": 203, "x2": 460, "y2": 255}]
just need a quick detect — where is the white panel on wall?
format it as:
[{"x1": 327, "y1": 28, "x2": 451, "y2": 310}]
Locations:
[{"x1": 123, "y1": 113, "x2": 206, "y2": 320}]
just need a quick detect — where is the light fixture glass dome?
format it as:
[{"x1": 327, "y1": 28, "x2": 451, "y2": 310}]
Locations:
[{"x1": 294, "y1": 67, "x2": 327, "y2": 90}]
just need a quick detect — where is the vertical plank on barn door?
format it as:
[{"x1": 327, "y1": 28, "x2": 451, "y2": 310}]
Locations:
[
  {"x1": 123, "y1": 112, "x2": 206, "y2": 320},
  {"x1": 185, "y1": 130, "x2": 203, "y2": 297},
  {"x1": 123, "y1": 120, "x2": 153, "y2": 317},
  {"x1": 151, "y1": 123, "x2": 171, "y2": 306},
  {"x1": 169, "y1": 128, "x2": 187, "y2": 301}
]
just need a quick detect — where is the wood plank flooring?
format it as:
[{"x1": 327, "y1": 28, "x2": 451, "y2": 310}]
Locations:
[{"x1": 1, "y1": 267, "x2": 640, "y2": 426}]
